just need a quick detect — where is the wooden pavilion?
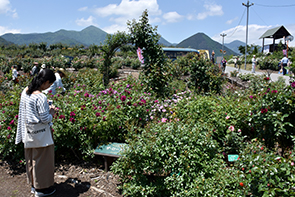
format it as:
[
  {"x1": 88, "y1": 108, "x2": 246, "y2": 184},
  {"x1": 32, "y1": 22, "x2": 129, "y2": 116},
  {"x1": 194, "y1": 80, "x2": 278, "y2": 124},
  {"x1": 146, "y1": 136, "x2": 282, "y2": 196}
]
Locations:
[{"x1": 259, "y1": 25, "x2": 291, "y2": 53}]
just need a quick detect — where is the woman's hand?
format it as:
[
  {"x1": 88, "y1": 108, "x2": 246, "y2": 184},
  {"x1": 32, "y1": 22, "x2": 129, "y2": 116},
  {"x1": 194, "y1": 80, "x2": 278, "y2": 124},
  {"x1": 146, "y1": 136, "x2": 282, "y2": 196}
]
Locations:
[{"x1": 49, "y1": 105, "x2": 56, "y2": 116}]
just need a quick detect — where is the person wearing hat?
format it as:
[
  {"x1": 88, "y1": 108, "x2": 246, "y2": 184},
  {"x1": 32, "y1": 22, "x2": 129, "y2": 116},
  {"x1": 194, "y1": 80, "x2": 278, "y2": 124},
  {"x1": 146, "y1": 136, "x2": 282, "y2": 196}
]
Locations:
[
  {"x1": 251, "y1": 55, "x2": 257, "y2": 73},
  {"x1": 211, "y1": 51, "x2": 215, "y2": 64},
  {"x1": 39, "y1": 64, "x2": 46, "y2": 73},
  {"x1": 43, "y1": 68, "x2": 67, "y2": 95},
  {"x1": 30, "y1": 62, "x2": 39, "y2": 76}
]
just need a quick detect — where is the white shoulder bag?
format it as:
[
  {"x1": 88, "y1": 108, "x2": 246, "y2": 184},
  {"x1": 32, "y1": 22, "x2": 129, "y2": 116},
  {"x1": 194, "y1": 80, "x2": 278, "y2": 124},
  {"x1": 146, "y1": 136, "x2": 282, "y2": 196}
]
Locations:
[{"x1": 24, "y1": 99, "x2": 54, "y2": 148}]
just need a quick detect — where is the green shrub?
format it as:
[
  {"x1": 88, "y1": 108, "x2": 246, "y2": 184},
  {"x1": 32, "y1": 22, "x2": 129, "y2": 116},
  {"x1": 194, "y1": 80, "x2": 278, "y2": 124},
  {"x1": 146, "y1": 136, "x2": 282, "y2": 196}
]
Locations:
[
  {"x1": 259, "y1": 56, "x2": 280, "y2": 70},
  {"x1": 188, "y1": 57, "x2": 225, "y2": 94},
  {"x1": 235, "y1": 139, "x2": 295, "y2": 196},
  {"x1": 131, "y1": 58, "x2": 141, "y2": 69},
  {"x1": 112, "y1": 122, "x2": 245, "y2": 196}
]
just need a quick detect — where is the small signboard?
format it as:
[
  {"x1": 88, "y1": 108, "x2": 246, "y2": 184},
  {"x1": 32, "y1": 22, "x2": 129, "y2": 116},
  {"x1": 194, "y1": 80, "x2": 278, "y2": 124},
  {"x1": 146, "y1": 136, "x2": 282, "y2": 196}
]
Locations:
[
  {"x1": 94, "y1": 142, "x2": 128, "y2": 158},
  {"x1": 228, "y1": 154, "x2": 239, "y2": 162}
]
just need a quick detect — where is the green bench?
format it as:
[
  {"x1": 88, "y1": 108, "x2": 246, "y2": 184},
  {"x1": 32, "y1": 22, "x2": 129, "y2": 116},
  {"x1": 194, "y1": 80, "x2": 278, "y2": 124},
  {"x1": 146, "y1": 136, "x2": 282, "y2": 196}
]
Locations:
[{"x1": 94, "y1": 142, "x2": 128, "y2": 171}]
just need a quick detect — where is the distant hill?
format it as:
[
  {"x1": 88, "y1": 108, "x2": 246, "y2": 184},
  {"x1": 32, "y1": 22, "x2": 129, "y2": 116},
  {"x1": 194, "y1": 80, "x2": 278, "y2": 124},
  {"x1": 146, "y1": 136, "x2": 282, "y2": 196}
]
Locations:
[
  {"x1": 177, "y1": 32, "x2": 238, "y2": 57},
  {"x1": 159, "y1": 37, "x2": 173, "y2": 47},
  {"x1": 1, "y1": 26, "x2": 244, "y2": 56},
  {"x1": 225, "y1": 40, "x2": 245, "y2": 55},
  {"x1": 0, "y1": 37, "x2": 14, "y2": 46},
  {"x1": 1, "y1": 25, "x2": 108, "y2": 47}
]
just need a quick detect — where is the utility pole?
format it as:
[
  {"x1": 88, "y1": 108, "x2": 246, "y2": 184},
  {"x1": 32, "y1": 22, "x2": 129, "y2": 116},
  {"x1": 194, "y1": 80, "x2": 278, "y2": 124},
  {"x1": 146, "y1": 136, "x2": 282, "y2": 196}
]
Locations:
[
  {"x1": 242, "y1": 1, "x2": 254, "y2": 69},
  {"x1": 220, "y1": 33, "x2": 227, "y2": 58}
]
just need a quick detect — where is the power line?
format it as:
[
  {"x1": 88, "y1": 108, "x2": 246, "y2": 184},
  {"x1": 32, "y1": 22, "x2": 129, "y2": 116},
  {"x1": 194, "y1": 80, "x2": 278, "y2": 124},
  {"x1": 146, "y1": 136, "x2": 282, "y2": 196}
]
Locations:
[
  {"x1": 252, "y1": 7, "x2": 268, "y2": 26},
  {"x1": 255, "y1": 3, "x2": 295, "y2": 7},
  {"x1": 227, "y1": 8, "x2": 246, "y2": 38}
]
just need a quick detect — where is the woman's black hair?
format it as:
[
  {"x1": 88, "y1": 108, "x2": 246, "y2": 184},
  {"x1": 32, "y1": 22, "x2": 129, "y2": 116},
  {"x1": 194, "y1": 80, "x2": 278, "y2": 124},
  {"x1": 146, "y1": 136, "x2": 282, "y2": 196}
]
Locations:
[{"x1": 27, "y1": 69, "x2": 56, "y2": 95}]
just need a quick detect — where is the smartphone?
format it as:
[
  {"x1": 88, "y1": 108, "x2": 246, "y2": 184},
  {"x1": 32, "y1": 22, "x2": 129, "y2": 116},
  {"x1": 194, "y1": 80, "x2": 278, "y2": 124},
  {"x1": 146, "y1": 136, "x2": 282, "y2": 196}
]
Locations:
[{"x1": 48, "y1": 100, "x2": 53, "y2": 106}]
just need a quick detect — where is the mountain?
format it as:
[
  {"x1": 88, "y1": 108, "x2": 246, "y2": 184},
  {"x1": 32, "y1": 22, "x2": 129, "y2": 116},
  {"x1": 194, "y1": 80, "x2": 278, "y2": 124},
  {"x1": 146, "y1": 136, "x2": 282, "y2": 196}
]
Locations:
[
  {"x1": 176, "y1": 32, "x2": 238, "y2": 57},
  {"x1": 159, "y1": 37, "x2": 173, "y2": 46},
  {"x1": 1, "y1": 25, "x2": 108, "y2": 47},
  {"x1": 225, "y1": 40, "x2": 245, "y2": 55},
  {"x1": 1, "y1": 26, "x2": 243, "y2": 56},
  {"x1": 0, "y1": 37, "x2": 14, "y2": 46}
]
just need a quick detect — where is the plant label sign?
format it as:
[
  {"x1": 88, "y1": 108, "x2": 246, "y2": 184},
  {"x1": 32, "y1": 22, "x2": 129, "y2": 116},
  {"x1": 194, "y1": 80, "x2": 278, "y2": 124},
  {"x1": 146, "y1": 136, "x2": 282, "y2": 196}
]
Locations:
[
  {"x1": 94, "y1": 142, "x2": 128, "y2": 157},
  {"x1": 228, "y1": 154, "x2": 239, "y2": 162}
]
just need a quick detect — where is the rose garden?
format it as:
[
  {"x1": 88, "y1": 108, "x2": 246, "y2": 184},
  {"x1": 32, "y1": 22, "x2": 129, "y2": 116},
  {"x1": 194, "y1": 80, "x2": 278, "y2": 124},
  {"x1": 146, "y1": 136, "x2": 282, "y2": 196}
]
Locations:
[{"x1": 1, "y1": 11, "x2": 295, "y2": 196}]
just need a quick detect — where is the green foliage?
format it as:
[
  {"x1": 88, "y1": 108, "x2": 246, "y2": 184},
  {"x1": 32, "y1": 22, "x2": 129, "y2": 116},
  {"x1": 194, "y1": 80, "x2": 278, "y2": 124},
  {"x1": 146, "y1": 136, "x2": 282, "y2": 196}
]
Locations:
[
  {"x1": 238, "y1": 44, "x2": 260, "y2": 55},
  {"x1": 235, "y1": 139, "x2": 295, "y2": 196},
  {"x1": 188, "y1": 57, "x2": 225, "y2": 94},
  {"x1": 112, "y1": 122, "x2": 242, "y2": 196},
  {"x1": 247, "y1": 81, "x2": 295, "y2": 151},
  {"x1": 1, "y1": 29, "x2": 295, "y2": 196},
  {"x1": 168, "y1": 55, "x2": 191, "y2": 79},
  {"x1": 259, "y1": 56, "x2": 280, "y2": 70},
  {"x1": 230, "y1": 70, "x2": 239, "y2": 77},
  {"x1": 128, "y1": 10, "x2": 171, "y2": 97},
  {"x1": 100, "y1": 32, "x2": 130, "y2": 87}
]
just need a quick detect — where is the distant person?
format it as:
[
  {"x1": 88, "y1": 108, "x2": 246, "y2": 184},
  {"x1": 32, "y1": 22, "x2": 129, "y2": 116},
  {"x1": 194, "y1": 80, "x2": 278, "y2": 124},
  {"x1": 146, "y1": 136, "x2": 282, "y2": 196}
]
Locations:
[
  {"x1": 280, "y1": 54, "x2": 289, "y2": 75},
  {"x1": 43, "y1": 68, "x2": 67, "y2": 95},
  {"x1": 251, "y1": 55, "x2": 256, "y2": 73},
  {"x1": 15, "y1": 69, "x2": 57, "y2": 197},
  {"x1": 12, "y1": 65, "x2": 19, "y2": 84},
  {"x1": 234, "y1": 57, "x2": 238, "y2": 68},
  {"x1": 40, "y1": 64, "x2": 46, "y2": 73},
  {"x1": 211, "y1": 51, "x2": 215, "y2": 64},
  {"x1": 30, "y1": 62, "x2": 39, "y2": 76},
  {"x1": 221, "y1": 58, "x2": 227, "y2": 72}
]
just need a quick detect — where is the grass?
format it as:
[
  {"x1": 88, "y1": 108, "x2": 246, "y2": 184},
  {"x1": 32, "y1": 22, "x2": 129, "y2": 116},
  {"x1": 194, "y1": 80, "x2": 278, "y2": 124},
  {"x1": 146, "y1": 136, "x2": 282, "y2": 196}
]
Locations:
[{"x1": 227, "y1": 63, "x2": 270, "y2": 73}]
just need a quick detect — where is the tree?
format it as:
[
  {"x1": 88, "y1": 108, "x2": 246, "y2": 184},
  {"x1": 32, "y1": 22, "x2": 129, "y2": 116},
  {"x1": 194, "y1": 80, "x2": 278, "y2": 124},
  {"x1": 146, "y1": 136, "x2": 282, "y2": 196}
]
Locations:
[
  {"x1": 238, "y1": 45, "x2": 251, "y2": 55},
  {"x1": 100, "y1": 32, "x2": 130, "y2": 87},
  {"x1": 38, "y1": 42, "x2": 47, "y2": 52},
  {"x1": 127, "y1": 10, "x2": 171, "y2": 97},
  {"x1": 28, "y1": 43, "x2": 39, "y2": 50},
  {"x1": 239, "y1": 44, "x2": 261, "y2": 55},
  {"x1": 88, "y1": 44, "x2": 99, "y2": 58}
]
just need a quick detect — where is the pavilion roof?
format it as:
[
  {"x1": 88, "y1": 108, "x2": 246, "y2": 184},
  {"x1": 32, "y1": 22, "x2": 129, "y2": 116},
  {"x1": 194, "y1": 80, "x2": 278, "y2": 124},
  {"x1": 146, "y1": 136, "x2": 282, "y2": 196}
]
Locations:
[{"x1": 259, "y1": 25, "x2": 291, "y2": 39}]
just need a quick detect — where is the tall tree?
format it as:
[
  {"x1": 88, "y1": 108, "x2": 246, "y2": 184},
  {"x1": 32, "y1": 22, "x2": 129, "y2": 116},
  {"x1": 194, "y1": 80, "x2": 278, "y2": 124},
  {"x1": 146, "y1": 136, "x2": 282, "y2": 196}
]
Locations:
[{"x1": 127, "y1": 10, "x2": 171, "y2": 97}]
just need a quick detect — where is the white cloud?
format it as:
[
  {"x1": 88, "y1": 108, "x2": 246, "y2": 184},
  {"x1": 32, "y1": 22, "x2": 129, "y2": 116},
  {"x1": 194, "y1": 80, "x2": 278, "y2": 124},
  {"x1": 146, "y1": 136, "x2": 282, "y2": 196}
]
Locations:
[
  {"x1": 92, "y1": 0, "x2": 161, "y2": 33},
  {"x1": 150, "y1": 17, "x2": 161, "y2": 24},
  {"x1": 102, "y1": 24, "x2": 128, "y2": 34},
  {"x1": 0, "y1": 0, "x2": 18, "y2": 18},
  {"x1": 226, "y1": 17, "x2": 238, "y2": 25},
  {"x1": 94, "y1": 0, "x2": 161, "y2": 17},
  {"x1": 78, "y1": 6, "x2": 88, "y2": 12},
  {"x1": 75, "y1": 16, "x2": 97, "y2": 27},
  {"x1": 163, "y1": 12, "x2": 183, "y2": 23},
  {"x1": 197, "y1": 2, "x2": 223, "y2": 20},
  {"x1": 0, "y1": 26, "x2": 20, "y2": 36},
  {"x1": 212, "y1": 24, "x2": 273, "y2": 46}
]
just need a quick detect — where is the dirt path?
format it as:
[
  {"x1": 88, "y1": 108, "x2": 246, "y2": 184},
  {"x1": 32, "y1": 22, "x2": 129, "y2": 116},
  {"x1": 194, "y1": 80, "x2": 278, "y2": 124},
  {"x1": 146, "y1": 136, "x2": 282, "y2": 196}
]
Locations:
[{"x1": 0, "y1": 159, "x2": 122, "y2": 197}]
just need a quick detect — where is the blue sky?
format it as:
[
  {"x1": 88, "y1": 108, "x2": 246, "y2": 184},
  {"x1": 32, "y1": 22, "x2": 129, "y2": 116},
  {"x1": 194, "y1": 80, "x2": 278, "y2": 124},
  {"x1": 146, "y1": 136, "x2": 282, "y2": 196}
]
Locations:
[{"x1": 1, "y1": 0, "x2": 295, "y2": 46}]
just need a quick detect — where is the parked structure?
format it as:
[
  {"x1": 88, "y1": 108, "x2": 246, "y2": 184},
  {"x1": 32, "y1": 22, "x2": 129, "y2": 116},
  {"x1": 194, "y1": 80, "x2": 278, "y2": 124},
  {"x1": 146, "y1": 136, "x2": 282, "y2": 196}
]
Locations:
[
  {"x1": 162, "y1": 47, "x2": 199, "y2": 60},
  {"x1": 259, "y1": 25, "x2": 291, "y2": 53}
]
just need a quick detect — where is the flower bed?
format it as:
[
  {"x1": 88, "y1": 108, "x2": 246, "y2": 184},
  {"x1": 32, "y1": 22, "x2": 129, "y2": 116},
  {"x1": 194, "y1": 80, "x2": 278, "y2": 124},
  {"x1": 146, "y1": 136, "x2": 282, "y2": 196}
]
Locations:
[{"x1": 1, "y1": 66, "x2": 295, "y2": 196}]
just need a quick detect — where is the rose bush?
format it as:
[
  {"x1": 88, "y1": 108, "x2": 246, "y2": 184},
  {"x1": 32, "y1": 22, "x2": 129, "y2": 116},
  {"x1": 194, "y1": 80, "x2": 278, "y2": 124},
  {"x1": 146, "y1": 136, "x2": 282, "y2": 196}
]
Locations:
[{"x1": 1, "y1": 52, "x2": 295, "y2": 196}]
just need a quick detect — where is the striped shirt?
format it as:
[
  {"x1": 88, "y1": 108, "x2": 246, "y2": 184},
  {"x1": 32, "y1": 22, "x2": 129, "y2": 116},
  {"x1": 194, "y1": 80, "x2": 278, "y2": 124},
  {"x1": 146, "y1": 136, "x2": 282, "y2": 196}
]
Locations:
[{"x1": 15, "y1": 88, "x2": 53, "y2": 145}]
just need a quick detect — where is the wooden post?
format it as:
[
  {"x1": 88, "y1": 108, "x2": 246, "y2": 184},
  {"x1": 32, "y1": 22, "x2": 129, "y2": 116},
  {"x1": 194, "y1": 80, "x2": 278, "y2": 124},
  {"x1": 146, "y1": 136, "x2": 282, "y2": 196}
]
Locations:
[{"x1": 261, "y1": 38, "x2": 264, "y2": 53}]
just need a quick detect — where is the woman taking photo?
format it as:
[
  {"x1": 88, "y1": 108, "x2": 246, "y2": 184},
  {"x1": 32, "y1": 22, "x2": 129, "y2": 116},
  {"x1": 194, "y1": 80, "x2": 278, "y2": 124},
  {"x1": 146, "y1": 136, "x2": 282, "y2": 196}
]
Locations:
[{"x1": 15, "y1": 69, "x2": 57, "y2": 197}]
